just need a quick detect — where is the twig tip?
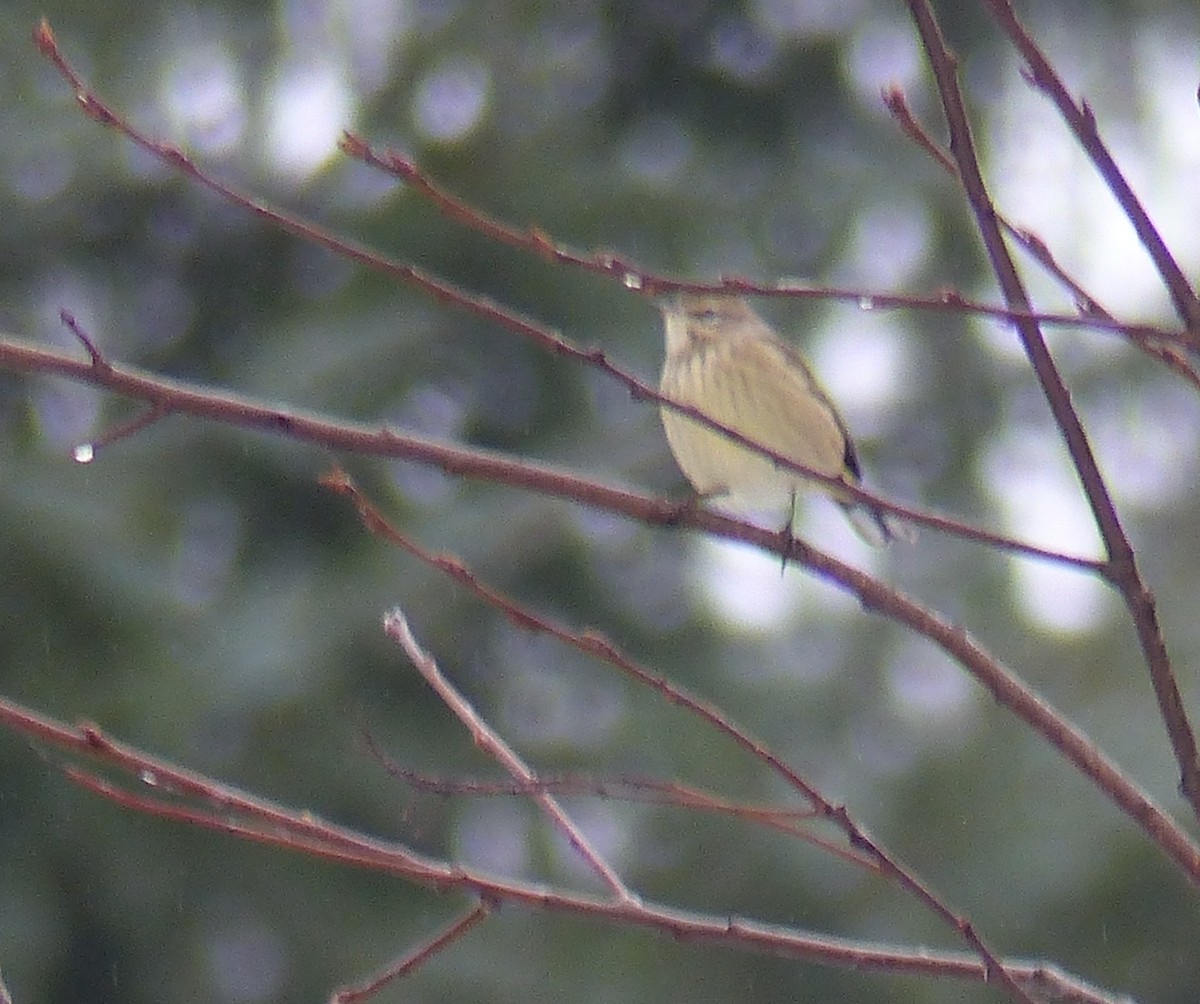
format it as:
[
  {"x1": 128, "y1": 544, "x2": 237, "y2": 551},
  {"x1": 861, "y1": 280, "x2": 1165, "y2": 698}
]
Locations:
[{"x1": 33, "y1": 17, "x2": 56, "y2": 55}]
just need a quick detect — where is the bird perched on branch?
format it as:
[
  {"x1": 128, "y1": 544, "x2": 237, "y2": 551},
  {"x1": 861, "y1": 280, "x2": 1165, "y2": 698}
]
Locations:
[{"x1": 658, "y1": 293, "x2": 900, "y2": 546}]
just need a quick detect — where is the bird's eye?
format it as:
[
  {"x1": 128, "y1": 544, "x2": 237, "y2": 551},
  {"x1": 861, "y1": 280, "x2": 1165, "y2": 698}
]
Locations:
[{"x1": 698, "y1": 308, "x2": 719, "y2": 321}]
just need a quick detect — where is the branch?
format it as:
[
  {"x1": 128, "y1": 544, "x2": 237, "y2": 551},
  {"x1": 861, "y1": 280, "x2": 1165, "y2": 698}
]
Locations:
[
  {"x1": 880, "y1": 87, "x2": 1200, "y2": 389},
  {"x1": 363, "y1": 760, "x2": 871, "y2": 868},
  {"x1": 2, "y1": 332, "x2": 1195, "y2": 884},
  {"x1": 383, "y1": 608, "x2": 638, "y2": 904},
  {"x1": 340, "y1": 130, "x2": 1197, "y2": 354},
  {"x1": 906, "y1": 0, "x2": 1200, "y2": 825},
  {"x1": 330, "y1": 902, "x2": 490, "y2": 1003},
  {"x1": 28, "y1": 20, "x2": 1179, "y2": 560},
  {"x1": 338, "y1": 478, "x2": 1028, "y2": 997},
  {"x1": 0, "y1": 697, "x2": 1136, "y2": 1003},
  {"x1": 979, "y1": 0, "x2": 1200, "y2": 333},
  {"x1": 0, "y1": 322, "x2": 1102, "y2": 574}
]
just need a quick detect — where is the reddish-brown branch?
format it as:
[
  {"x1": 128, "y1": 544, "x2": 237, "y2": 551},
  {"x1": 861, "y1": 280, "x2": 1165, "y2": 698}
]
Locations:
[
  {"x1": 340, "y1": 128, "x2": 1198, "y2": 353},
  {"x1": 60, "y1": 308, "x2": 109, "y2": 369},
  {"x1": 336, "y1": 478, "x2": 1025, "y2": 987},
  {"x1": 29, "y1": 19, "x2": 1198, "y2": 819},
  {"x1": 907, "y1": 0, "x2": 1200, "y2": 825},
  {"x1": 28, "y1": 21, "x2": 1190, "y2": 562},
  {"x1": 331, "y1": 902, "x2": 490, "y2": 1003},
  {"x1": 30, "y1": 25, "x2": 911, "y2": 527},
  {"x1": 0, "y1": 326, "x2": 1105, "y2": 573},
  {"x1": 881, "y1": 87, "x2": 1200, "y2": 388},
  {"x1": 364, "y1": 756, "x2": 872, "y2": 868},
  {"x1": 336, "y1": 477, "x2": 887, "y2": 871},
  {"x1": 979, "y1": 0, "x2": 1200, "y2": 334},
  {"x1": 0, "y1": 332, "x2": 1194, "y2": 882},
  {"x1": 0, "y1": 698, "x2": 1133, "y2": 1002},
  {"x1": 10, "y1": 15, "x2": 1190, "y2": 1002}
]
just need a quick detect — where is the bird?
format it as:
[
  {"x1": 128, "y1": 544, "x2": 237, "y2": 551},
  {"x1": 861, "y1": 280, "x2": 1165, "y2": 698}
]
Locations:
[{"x1": 658, "y1": 293, "x2": 899, "y2": 545}]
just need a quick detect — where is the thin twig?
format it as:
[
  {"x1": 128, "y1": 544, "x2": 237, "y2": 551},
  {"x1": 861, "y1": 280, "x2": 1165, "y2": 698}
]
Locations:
[
  {"x1": 878, "y1": 68, "x2": 1195, "y2": 388},
  {"x1": 340, "y1": 130, "x2": 1195, "y2": 352},
  {"x1": 1, "y1": 331, "x2": 1194, "y2": 881},
  {"x1": 907, "y1": 0, "x2": 1200, "y2": 825},
  {"x1": 882, "y1": 86, "x2": 1106, "y2": 314},
  {"x1": 881, "y1": 84, "x2": 1200, "y2": 389},
  {"x1": 0, "y1": 697, "x2": 1135, "y2": 1002},
  {"x1": 77, "y1": 401, "x2": 172, "y2": 459},
  {"x1": 979, "y1": 0, "x2": 1200, "y2": 333},
  {"x1": 367, "y1": 758, "x2": 869, "y2": 865},
  {"x1": 54, "y1": 312, "x2": 173, "y2": 456},
  {"x1": 330, "y1": 902, "x2": 490, "y2": 1003},
  {"x1": 59, "y1": 308, "x2": 109, "y2": 369},
  {"x1": 383, "y1": 608, "x2": 638, "y2": 904},
  {"x1": 27, "y1": 20, "x2": 1172, "y2": 555}
]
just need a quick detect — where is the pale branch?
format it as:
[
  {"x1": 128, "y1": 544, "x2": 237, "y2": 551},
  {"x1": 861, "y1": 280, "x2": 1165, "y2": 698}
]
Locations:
[{"x1": 382, "y1": 608, "x2": 638, "y2": 904}]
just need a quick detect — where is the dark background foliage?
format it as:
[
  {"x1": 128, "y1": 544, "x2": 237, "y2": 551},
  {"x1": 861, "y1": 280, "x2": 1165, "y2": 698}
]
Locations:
[{"x1": 2, "y1": 1, "x2": 1199, "y2": 1001}]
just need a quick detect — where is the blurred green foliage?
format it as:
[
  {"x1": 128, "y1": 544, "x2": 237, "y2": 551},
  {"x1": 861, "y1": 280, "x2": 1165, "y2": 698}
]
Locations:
[{"x1": 2, "y1": 1, "x2": 1200, "y2": 1002}]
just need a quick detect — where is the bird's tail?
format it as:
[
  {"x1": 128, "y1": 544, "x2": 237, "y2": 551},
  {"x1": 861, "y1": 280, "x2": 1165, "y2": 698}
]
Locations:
[{"x1": 839, "y1": 500, "x2": 913, "y2": 547}]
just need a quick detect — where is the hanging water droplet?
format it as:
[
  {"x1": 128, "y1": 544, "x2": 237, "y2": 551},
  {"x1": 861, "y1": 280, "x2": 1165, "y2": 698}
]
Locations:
[
  {"x1": 858, "y1": 297, "x2": 876, "y2": 311},
  {"x1": 139, "y1": 769, "x2": 159, "y2": 786},
  {"x1": 622, "y1": 273, "x2": 643, "y2": 290},
  {"x1": 73, "y1": 443, "x2": 95, "y2": 464}
]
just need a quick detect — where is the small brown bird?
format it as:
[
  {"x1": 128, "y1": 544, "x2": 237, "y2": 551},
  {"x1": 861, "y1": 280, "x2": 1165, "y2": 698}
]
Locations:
[{"x1": 658, "y1": 294, "x2": 897, "y2": 545}]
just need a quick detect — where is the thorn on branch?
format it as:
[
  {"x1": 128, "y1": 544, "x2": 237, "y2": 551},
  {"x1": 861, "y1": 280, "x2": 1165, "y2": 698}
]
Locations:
[
  {"x1": 32, "y1": 17, "x2": 56, "y2": 56},
  {"x1": 318, "y1": 468, "x2": 354, "y2": 494},
  {"x1": 1014, "y1": 228, "x2": 1047, "y2": 255},
  {"x1": 662, "y1": 493, "x2": 702, "y2": 527},
  {"x1": 528, "y1": 226, "x2": 557, "y2": 259},
  {"x1": 1079, "y1": 98, "x2": 1096, "y2": 132},
  {"x1": 79, "y1": 722, "x2": 106, "y2": 747},
  {"x1": 384, "y1": 152, "x2": 420, "y2": 182},
  {"x1": 593, "y1": 251, "x2": 633, "y2": 279}
]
